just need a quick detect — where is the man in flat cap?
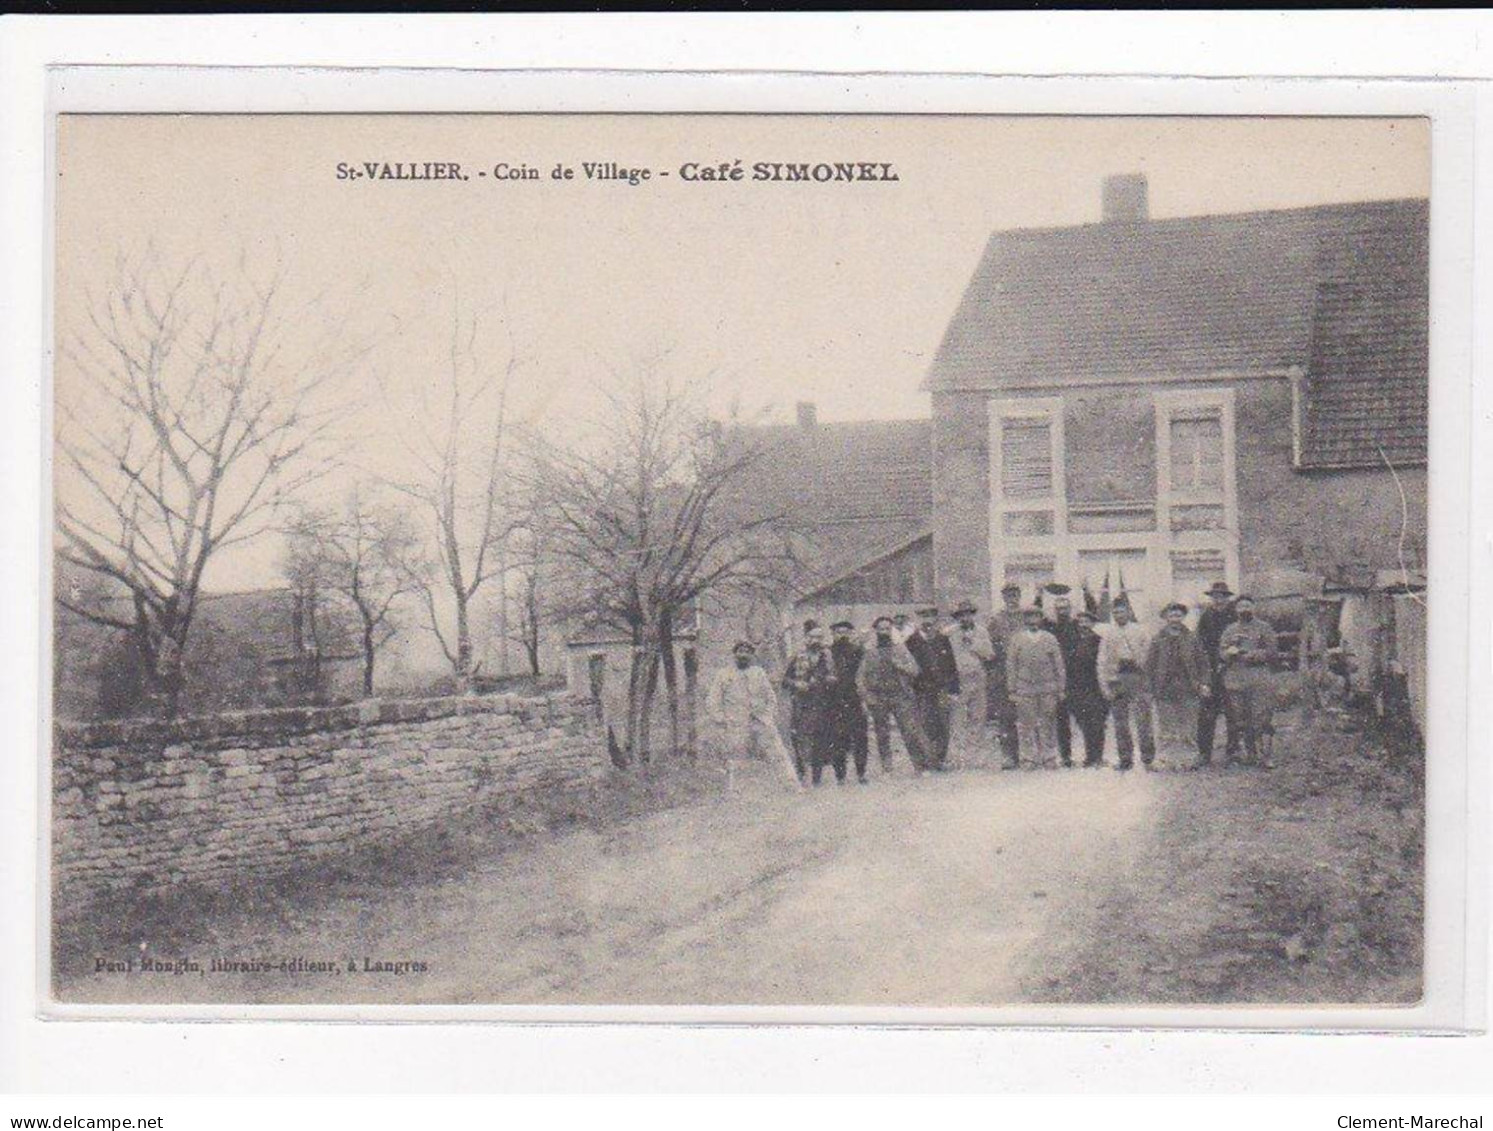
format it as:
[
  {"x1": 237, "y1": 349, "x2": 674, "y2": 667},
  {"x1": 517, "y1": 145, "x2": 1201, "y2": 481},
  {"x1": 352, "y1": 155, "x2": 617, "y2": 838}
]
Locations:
[
  {"x1": 827, "y1": 619, "x2": 871, "y2": 783},
  {"x1": 1195, "y1": 580, "x2": 1241, "y2": 768},
  {"x1": 704, "y1": 641, "x2": 800, "y2": 789},
  {"x1": 904, "y1": 605, "x2": 960, "y2": 771},
  {"x1": 986, "y1": 582, "x2": 1024, "y2": 767}
]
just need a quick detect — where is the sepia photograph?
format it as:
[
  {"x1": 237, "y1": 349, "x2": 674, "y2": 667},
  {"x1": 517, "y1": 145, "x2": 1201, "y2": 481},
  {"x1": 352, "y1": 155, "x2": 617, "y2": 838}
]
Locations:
[{"x1": 47, "y1": 111, "x2": 1431, "y2": 1013}]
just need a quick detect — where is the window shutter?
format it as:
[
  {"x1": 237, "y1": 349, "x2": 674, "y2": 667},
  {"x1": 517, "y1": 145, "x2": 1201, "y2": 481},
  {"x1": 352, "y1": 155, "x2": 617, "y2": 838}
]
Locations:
[
  {"x1": 1001, "y1": 419, "x2": 1053, "y2": 499},
  {"x1": 1170, "y1": 411, "x2": 1224, "y2": 493}
]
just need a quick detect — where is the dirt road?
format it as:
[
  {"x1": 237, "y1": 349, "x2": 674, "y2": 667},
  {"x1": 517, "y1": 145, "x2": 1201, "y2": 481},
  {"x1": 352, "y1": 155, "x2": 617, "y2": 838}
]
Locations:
[{"x1": 56, "y1": 709, "x2": 1422, "y2": 1007}]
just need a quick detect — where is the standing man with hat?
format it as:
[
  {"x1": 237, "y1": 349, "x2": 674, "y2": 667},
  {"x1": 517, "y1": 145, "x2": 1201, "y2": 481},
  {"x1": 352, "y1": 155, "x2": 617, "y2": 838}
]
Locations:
[
  {"x1": 986, "y1": 582, "x2": 1024, "y2": 768},
  {"x1": 1195, "y1": 580, "x2": 1241, "y2": 768},
  {"x1": 782, "y1": 622, "x2": 840, "y2": 785},
  {"x1": 949, "y1": 600, "x2": 996, "y2": 766},
  {"x1": 704, "y1": 641, "x2": 801, "y2": 789},
  {"x1": 904, "y1": 605, "x2": 960, "y2": 771},
  {"x1": 1042, "y1": 584, "x2": 1081, "y2": 768},
  {"x1": 1098, "y1": 595, "x2": 1156, "y2": 771},
  {"x1": 1006, "y1": 605, "x2": 1066, "y2": 768},
  {"x1": 828, "y1": 619, "x2": 871, "y2": 784},
  {"x1": 1145, "y1": 601, "x2": 1212, "y2": 768},
  {"x1": 857, "y1": 615, "x2": 933, "y2": 774},
  {"x1": 1067, "y1": 609, "x2": 1110, "y2": 767},
  {"x1": 1217, "y1": 595, "x2": 1280, "y2": 769}
]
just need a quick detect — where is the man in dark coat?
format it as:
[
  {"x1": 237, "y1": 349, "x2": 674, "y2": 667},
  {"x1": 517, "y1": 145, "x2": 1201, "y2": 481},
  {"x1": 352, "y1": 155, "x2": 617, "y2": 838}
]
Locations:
[
  {"x1": 1195, "y1": 580, "x2": 1241, "y2": 767},
  {"x1": 1067, "y1": 609, "x2": 1110, "y2": 766},
  {"x1": 1043, "y1": 586, "x2": 1082, "y2": 768},
  {"x1": 782, "y1": 623, "x2": 839, "y2": 785},
  {"x1": 828, "y1": 619, "x2": 870, "y2": 783},
  {"x1": 904, "y1": 605, "x2": 960, "y2": 771}
]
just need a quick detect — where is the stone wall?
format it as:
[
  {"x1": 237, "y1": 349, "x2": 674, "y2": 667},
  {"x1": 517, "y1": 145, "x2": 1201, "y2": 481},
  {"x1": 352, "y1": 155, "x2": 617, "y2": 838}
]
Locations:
[
  {"x1": 930, "y1": 390, "x2": 992, "y2": 609},
  {"x1": 1233, "y1": 377, "x2": 1427, "y2": 582},
  {"x1": 52, "y1": 693, "x2": 605, "y2": 913}
]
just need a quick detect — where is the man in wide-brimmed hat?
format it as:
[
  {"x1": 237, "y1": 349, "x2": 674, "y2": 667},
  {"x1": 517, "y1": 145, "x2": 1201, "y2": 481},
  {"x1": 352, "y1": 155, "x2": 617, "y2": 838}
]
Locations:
[{"x1": 1195, "y1": 580, "x2": 1241, "y2": 768}]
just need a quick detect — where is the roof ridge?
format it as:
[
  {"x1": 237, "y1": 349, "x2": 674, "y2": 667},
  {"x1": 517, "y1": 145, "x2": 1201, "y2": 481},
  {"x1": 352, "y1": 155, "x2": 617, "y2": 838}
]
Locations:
[{"x1": 979, "y1": 195, "x2": 1428, "y2": 243}]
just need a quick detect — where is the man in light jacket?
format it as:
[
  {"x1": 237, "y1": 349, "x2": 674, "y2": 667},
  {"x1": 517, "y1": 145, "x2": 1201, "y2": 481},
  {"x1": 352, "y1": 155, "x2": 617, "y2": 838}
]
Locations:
[
  {"x1": 1098, "y1": 596, "x2": 1155, "y2": 771},
  {"x1": 704, "y1": 641, "x2": 800, "y2": 789},
  {"x1": 1005, "y1": 606, "x2": 1066, "y2": 768}
]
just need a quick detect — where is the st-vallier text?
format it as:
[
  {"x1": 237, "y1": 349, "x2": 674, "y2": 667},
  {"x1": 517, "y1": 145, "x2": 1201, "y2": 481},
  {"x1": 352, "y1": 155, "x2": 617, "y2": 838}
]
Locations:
[{"x1": 335, "y1": 160, "x2": 900, "y2": 186}]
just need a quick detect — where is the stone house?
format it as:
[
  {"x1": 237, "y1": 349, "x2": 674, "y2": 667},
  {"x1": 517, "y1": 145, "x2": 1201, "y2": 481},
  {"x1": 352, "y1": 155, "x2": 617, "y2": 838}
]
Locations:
[
  {"x1": 565, "y1": 179, "x2": 1429, "y2": 718},
  {"x1": 926, "y1": 175, "x2": 1428, "y2": 624}
]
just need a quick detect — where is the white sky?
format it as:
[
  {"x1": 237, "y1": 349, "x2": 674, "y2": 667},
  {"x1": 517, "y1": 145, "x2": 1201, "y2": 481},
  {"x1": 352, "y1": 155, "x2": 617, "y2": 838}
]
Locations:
[{"x1": 54, "y1": 114, "x2": 1430, "y2": 590}]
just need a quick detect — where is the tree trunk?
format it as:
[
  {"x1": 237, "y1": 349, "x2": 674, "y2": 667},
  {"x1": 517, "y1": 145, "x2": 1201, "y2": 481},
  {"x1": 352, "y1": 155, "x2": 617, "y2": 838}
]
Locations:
[
  {"x1": 155, "y1": 631, "x2": 186, "y2": 719},
  {"x1": 362, "y1": 619, "x2": 377, "y2": 698},
  {"x1": 623, "y1": 638, "x2": 646, "y2": 764},
  {"x1": 638, "y1": 649, "x2": 661, "y2": 766},
  {"x1": 659, "y1": 616, "x2": 680, "y2": 759},
  {"x1": 454, "y1": 590, "x2": 473, "y2": 692},
  {"x1": 683, "y1": 647, "x2": 699, "y2": 761}
]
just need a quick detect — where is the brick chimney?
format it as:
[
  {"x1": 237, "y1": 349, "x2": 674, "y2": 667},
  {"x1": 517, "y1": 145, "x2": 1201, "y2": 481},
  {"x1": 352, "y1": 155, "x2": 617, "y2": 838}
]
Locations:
[
  {"x1": 1102, "y1": 173, "x2": 1149, "y2": 222},
  {"x1": 796, "y1": 401, "x2": 817, "y2": 430}
]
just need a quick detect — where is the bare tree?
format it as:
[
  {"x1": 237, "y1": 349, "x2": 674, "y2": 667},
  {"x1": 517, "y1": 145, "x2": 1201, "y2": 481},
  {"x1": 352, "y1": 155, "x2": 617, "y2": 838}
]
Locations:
[
  {"x1": 504, "y1": 523, "x2": 548, "y2": 679},
  {"x1": 527, "y1": 363, "x2": 797, "y2": 764},
  {"x1": 54, "y1": 248, "x2": 358, "y2": 716},
  {"x1": 387, "y1": 298, "x2": 520, "y2": 692},
  {"x1": 284, "y1": 484, "x2": 419, "y2": 698}
]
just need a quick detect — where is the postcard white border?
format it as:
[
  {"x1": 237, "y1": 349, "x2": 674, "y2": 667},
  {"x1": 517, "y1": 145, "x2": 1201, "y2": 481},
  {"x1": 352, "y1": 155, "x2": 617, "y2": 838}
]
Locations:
[{"x1": 3, "y1": 13, "x2": 1489, "y2": 1093}]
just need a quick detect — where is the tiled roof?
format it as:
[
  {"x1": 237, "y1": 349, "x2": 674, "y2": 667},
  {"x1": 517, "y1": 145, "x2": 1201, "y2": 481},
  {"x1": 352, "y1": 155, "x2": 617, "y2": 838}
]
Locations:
[
  {"x1": 723, "y1": 418, "x2": 933, "y2": 590},
  {"x1": 927, "y1": 197, "x2": 1429, "y2": 469},
  {"x1": 1298, "y1": 202, "x2": 1428, "y2": 469}
]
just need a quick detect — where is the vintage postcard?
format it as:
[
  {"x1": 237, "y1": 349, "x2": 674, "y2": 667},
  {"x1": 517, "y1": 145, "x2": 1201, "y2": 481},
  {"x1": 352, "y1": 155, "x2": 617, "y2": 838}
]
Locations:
[{"x1": 47, "y1": 107, "x2": 1438, "y2": 1018}]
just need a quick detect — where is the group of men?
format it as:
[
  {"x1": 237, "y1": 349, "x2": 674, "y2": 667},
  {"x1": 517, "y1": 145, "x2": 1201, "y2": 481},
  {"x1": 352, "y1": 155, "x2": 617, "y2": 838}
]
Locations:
[
  {"x1": 990, "y1": 580, "x2": 1280, "y2": 771},
  {"x1": 703, "y1": 579, "x2": 1281, "y2": 788}
]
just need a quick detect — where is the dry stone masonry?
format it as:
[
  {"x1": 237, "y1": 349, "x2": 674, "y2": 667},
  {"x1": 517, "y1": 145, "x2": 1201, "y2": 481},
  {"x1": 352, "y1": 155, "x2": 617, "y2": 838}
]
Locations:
[{"x1": 52, "y1": 693, "x2": 605, "y2": 912}]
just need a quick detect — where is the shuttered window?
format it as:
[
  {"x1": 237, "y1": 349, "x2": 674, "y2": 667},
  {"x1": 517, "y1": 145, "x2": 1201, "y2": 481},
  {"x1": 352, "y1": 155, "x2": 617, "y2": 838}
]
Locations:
[
  {"x1": 1001, "y1": 419, "x2": 1054, "y2": 499},
  {"x1": 1169, "y1": 412, "x2": 1224, "y2": 494}
]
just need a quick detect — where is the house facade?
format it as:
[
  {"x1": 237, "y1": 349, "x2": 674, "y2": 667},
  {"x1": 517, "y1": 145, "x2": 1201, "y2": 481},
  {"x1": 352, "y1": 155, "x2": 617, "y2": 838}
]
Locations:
[{"x1": 926, "y1": 177, "x2": 1428, "y2": 622}]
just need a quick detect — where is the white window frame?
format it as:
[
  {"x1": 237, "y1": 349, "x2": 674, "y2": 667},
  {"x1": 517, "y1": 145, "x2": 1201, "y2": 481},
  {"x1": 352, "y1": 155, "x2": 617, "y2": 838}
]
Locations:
[
  {"x1": 989, "y1": 395, "x2": 1066, "y2": 536},
  {"x1": 989, "y1": 396, "x2": 1067, "y2": 596},
  {"x1": 1155, "y1": 387, "x2": 1240, "y2": 593}
]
